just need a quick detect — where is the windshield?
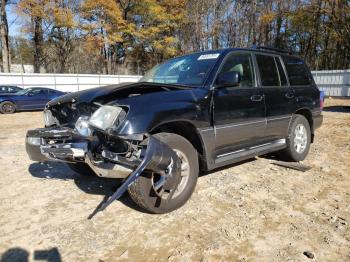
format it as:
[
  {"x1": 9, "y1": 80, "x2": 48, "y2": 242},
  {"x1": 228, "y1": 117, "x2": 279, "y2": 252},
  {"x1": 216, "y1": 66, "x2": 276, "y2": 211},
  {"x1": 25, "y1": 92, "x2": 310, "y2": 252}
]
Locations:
[
  {"x1": 15, "y1": 88, "x2": 31, "y2": 95},
  {"x1": 140, "y1": 52, "x2": 221, "y2": 86}
]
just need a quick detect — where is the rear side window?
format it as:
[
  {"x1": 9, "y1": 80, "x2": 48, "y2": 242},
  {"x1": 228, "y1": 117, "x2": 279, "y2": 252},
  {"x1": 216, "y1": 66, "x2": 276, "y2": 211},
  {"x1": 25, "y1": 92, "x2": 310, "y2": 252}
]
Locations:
[
  {"x1": 282, "y1": 56, "x2": 311, "y2": 85},
  {"x1": 256, "y1": 55, "x2": 280, "y2": 86}
]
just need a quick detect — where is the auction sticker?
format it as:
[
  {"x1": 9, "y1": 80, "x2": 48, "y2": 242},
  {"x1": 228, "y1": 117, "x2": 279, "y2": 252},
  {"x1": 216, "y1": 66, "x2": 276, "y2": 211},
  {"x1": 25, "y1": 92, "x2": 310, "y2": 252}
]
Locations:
[{"x1": 198, "y1": 53, "x2": 220, "y2": 60}]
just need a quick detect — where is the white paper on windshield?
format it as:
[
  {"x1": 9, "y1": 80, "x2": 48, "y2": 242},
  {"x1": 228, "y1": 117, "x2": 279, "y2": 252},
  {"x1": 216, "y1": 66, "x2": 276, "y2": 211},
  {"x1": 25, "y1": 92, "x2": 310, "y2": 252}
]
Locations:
[{"x1": 197, "y1": 53, "x2": 220, "y2": 60}]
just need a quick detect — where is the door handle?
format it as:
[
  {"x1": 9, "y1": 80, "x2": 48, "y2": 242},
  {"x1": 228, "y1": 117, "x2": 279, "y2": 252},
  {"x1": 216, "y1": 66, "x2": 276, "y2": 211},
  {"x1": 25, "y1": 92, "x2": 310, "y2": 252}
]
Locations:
[
  {"x1": 285, "y1": 91, "x2": 295, "y2": 99},
  {"x1": 250, "y1": 94, "x2": 264, "y2": 102}
]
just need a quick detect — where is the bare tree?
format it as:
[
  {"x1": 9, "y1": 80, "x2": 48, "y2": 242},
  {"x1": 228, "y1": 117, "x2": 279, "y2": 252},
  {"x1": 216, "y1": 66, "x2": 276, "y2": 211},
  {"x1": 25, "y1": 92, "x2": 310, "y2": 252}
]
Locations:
[{"x1": 0, "y1": 0, "x2": 10, "y2": 72}]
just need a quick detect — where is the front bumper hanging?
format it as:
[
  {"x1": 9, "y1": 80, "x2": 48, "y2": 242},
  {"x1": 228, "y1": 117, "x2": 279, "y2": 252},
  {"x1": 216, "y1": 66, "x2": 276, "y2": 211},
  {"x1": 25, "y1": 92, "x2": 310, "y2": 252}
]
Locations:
[{"x1": 26, "y1": 127, "x2": 181, "y2": 217}]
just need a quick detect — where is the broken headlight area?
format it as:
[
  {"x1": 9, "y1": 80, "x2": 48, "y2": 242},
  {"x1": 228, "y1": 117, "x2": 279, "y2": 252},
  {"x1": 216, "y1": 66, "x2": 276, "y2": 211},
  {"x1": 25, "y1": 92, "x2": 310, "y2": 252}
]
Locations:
[
  {"x1": 89, "y1": 105, "x2": 124, "y2": 131},
  {"x1": 26, "y1": 122, "x2": 181, "y2": 218},
  {"x1": 75, "y1": 116, "x2": 92, "y2": 137}
]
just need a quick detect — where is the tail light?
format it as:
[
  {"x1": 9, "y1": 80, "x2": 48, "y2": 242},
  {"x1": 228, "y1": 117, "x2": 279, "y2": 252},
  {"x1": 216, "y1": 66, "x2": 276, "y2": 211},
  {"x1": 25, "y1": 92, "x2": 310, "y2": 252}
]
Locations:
[{"x1": 320, "y1": 91, "x2": 325, "y2": 111}]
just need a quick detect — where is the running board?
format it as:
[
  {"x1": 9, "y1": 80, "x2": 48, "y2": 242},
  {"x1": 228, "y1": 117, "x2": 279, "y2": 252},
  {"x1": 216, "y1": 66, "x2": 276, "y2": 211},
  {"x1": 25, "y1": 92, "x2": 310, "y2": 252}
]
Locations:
[{"x1": 215, "y1": 139, "x2": 286, "y2": 166}]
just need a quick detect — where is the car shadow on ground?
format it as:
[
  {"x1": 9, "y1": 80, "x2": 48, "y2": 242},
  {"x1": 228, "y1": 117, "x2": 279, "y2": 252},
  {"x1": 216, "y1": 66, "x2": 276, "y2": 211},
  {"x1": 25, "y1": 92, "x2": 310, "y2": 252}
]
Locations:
[
  {"x1": 323, "y1": 105, "x2": 350, "y2": 113},
  {"x1": 0, "y1": 247, "x2": 61, "y2": 262},
  {"x1": 28, "y1": 157, "x2": 272, "y2": 214},
  {"x1": 28, "y1": 161, "x2": 147, "y2": 213}
]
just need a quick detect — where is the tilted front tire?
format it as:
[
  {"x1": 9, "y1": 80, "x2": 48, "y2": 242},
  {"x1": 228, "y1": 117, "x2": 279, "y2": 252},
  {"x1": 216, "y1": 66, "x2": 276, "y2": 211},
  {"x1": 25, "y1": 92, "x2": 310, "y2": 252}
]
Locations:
[
  {"x1": 128, "y1": 133, "x2": 199, "y2": 214},
  {"x1": 280, "y1": 115, "x2": 311, "y2": 162}
]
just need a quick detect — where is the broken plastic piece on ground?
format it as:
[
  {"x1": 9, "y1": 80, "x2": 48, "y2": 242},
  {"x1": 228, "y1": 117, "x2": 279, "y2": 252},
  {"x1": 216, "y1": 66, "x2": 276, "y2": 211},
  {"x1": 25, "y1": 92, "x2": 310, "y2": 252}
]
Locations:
[
  {"x1": 88, "y1": 136, "x2": 181, "y2": 219},
  {"x1": 271, "y1": 161, "x2": 311, "y2": 172}
]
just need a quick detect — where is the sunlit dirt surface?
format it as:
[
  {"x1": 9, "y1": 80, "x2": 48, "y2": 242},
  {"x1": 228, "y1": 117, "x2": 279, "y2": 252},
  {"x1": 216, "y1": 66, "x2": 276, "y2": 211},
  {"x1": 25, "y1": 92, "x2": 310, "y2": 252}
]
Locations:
[{"x1": 0, "y1": 98, "x2": 349, "y2": 261}]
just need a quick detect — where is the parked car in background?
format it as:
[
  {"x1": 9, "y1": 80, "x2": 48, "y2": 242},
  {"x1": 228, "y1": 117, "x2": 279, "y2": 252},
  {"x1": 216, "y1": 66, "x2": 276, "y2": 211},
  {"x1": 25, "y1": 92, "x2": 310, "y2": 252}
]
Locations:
[
  {"x1": 26, "y1": 47, "x2": 323, "y2": 214},
  {"x1": 0, "y1": 87, "x2": 65, "y2": 114},
  {"x1": 0, "y1": 85, "x2": 23, "y2": 94}
]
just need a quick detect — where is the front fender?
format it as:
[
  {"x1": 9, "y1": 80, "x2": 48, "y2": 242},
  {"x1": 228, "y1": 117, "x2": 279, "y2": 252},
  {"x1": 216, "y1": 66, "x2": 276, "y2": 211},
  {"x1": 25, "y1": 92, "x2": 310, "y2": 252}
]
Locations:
[
  {"x1": 109, "y1": 86, "x2": 212, "y2": 136},
  {"x1": 113, "y1": 101, "x2": 207, "y2": 136}
]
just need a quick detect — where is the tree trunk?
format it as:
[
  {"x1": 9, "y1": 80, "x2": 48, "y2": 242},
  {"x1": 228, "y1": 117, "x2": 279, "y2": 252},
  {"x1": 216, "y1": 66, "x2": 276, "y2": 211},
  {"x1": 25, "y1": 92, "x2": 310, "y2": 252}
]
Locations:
[
  {"x1": 0, "y1": 0, "x2": 10, "y2": 73},
  {"x1": 33, "y1": 16, "x2": 43, "y2": 73}
]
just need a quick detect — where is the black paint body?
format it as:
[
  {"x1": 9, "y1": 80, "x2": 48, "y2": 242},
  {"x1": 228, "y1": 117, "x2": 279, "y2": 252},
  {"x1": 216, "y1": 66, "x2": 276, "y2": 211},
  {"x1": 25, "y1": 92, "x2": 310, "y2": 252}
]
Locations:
[{"x1": 45, "y1": 48, "x2": 323, "y2": 171}]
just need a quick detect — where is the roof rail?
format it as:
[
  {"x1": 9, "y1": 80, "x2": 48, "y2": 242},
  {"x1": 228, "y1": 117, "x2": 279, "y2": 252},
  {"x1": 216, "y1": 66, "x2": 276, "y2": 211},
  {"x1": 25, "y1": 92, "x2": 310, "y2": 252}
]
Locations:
[{"x1": 253, "y1": 45, "x2": 292, "y2": 55}]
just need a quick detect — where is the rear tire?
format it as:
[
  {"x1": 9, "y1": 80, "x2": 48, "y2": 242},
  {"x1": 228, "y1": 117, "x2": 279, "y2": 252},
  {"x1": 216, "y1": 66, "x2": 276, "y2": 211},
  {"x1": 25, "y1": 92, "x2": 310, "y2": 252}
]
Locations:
[
  {"x1": 128, "y1": 133, "x2": 199, "y2": 214},
  {"x1": 67, "y1": 162, "x2": 95, "y2": 176},
  {"x1": 0, "y1": 101, "x2": 16, "y2": 114},
  {"x1": 280, "y1": 115, "x2": 311, "y2": 162}
]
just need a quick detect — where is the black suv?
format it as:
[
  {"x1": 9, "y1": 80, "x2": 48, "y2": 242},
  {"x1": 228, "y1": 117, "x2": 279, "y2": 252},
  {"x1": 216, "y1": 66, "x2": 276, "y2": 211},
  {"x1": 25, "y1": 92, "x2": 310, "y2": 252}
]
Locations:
[{"x1": 26, "y1": 47, "x2": 323, "y2": 215}]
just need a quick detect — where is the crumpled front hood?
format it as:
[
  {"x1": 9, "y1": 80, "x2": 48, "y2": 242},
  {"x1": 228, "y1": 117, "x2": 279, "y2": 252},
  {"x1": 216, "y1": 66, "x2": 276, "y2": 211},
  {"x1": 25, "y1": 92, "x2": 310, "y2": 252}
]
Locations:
[
  {"x1": 47, "y1": 82, "x2": 135, "y2": 106},
  {"x1": 47, "y1": 82, "x2": 188, "y2": 108}
]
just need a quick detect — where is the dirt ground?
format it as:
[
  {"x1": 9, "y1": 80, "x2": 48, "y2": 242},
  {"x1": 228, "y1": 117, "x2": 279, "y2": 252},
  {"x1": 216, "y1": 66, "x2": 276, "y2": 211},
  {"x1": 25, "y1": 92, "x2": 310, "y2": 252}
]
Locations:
[{"x1": 0, "y1": 98, "x2": 349, "y2": 262}]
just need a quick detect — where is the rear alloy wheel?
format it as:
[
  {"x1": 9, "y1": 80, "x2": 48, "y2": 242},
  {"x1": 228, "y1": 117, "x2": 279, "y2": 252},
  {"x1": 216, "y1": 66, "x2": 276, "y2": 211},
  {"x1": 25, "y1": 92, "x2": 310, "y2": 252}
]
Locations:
[
  {"x1": 128, "y1": 133, "x2": 199, "y2": 214},
  {"x1": 0, "y1": 101, "x2": 16, "y2": 114},
  {"x1": 280, "y1": 115, "x2": 311, "y2": 162}
]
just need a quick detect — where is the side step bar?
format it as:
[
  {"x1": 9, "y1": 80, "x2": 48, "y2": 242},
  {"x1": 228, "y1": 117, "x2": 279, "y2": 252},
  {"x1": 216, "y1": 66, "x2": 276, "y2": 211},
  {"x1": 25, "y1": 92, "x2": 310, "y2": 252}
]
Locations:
[{"x1": 215, "y1": 139, "x2": 286, "y2": 166}]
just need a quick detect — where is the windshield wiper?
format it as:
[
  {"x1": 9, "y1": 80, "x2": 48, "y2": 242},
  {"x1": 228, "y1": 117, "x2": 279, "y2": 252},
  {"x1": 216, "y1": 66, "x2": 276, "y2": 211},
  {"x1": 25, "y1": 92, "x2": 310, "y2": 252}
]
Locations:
[{"x1": 138, "y1": 82, "x2": 194, "y2": 90}]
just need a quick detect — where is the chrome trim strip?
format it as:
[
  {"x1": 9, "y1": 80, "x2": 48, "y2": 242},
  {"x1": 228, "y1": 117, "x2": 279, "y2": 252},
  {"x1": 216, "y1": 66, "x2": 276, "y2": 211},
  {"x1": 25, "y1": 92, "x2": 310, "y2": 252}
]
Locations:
[
  {"x1": 249, "y1": 142, "x2": 272, "y2": 149},
  {"x1": 216, "y1": 139, "x2": 286, "y2": 159},
  {"x1": 199, "y1": 115, "x2": 292, "y2": 133},
  {"x1": 217, "y1": 149, "x2": 245, "y2": 158},
  {"x1": 267, "y1": 116, "x2": 291, "y2": 121},
  {"x1": 200, "y1": 119, "x2": 266, "y2": 132}
]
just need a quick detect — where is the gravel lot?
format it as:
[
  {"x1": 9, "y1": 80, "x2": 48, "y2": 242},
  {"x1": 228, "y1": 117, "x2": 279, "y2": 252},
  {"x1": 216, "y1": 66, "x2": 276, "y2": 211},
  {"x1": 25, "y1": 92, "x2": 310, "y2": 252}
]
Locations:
[{"x1": 0, "y1": 98, "x2": 349, "y2": 262}]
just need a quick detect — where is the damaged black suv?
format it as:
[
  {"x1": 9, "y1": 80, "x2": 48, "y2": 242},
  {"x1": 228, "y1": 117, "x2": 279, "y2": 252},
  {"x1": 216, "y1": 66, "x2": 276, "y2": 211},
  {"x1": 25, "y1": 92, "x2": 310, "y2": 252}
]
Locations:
[{"x1": 26, "y1": 47, "x2": 323, "y2": 214}]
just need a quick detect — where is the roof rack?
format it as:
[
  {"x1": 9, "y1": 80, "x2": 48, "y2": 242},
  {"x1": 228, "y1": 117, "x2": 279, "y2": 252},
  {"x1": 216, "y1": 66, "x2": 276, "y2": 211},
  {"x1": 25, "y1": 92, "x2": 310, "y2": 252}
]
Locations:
[{"x1": 252, "y1": 45, "x2": 292, "y2": 55}]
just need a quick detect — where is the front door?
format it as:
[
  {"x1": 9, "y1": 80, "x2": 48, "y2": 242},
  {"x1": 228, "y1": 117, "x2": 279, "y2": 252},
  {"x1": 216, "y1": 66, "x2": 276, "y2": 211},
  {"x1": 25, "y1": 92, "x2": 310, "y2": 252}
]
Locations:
[{"x1": 213, "y1": 52, "x2": 266, "y2": 160}]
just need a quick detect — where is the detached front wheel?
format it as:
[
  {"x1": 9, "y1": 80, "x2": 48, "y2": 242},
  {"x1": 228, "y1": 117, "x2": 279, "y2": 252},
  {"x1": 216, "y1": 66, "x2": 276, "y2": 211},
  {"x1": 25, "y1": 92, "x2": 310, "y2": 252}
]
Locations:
[{"x1": 128, "y1": 133, "x2": 199, "y2": 213}]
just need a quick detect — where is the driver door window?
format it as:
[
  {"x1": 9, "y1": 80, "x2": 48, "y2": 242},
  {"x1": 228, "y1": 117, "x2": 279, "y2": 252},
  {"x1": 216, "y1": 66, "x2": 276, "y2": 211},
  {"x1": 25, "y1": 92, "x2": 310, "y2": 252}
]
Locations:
[{"x1": 218, "y1": 53, "x2": 255, "y2": 87}]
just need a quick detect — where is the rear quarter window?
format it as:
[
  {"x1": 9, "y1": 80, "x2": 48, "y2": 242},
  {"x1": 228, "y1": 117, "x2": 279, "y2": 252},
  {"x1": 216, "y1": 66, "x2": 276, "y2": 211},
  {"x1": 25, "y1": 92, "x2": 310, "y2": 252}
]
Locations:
[{"x1": 282, "y1": 56, "x2": 312, "y2": 86}]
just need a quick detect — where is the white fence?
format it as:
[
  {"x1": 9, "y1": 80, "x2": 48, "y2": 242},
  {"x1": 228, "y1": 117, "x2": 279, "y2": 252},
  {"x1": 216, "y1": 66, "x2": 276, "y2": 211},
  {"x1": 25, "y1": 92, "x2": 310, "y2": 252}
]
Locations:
[
  {"x1": 0, "y1": 70, "x2": 349, "y2": 96},
  {"x1": 0, "y1": 73, "x2": 142, "y2": 93},
  {"x1": 311, "y1": 70, "x2": 350, "y2": 97}
]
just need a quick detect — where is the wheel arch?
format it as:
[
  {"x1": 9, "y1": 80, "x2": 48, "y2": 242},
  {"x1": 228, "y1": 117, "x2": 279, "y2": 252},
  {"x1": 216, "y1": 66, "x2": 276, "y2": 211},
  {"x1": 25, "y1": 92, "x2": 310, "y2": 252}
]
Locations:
[{"x1": 150, "y1": 120, "x2": 207, "y2": 170}]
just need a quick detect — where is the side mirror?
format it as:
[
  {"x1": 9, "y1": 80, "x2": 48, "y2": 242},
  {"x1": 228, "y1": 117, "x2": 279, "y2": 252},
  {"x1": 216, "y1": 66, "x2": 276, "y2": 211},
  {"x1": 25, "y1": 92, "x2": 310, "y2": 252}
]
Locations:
[
  {"x1": 215, "y1": 71, "x2": 241, "y2": 88},
  {"x1": 27, "y1": 93, "x2": 33, "y2": 97}
]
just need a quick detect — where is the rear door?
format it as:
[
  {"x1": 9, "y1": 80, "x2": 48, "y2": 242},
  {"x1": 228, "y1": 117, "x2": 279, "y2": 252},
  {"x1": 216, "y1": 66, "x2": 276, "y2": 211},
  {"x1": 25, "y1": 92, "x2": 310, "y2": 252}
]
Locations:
[
  {"x1": 19, "y1": 89, "x2": 50, "y2": 110},
  {"x1": 255, "y1": 53, "x2": 293, "y2": 140},
  {"x1": 213, "y1": 51, "x2": 266, "y2": 160},
  {"x1": 281, "y1": 55, "x2": 318, "y2": 113}
]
